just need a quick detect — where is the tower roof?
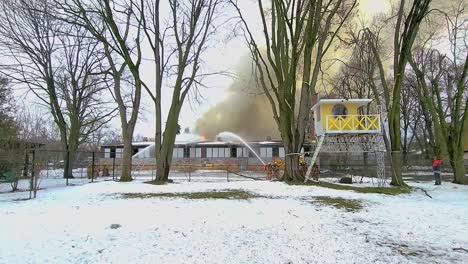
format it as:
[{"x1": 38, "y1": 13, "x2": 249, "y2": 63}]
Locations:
[{"x1": 310, "y1": 98, "x2": 372, "y2": 111}]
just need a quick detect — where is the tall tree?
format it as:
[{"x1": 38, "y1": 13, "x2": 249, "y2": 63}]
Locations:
[
  {"x1": 0, "y1": 0, "x2": 115, "y2": 178},
  {"x1": 366, "y1": 0, "x2": 432, "y2": 186},
  {"x1": 136, "y1": 0, "x2": 225, "y2": 182},
  {"x1": 230, "y1": 0, "x2": 357, "y2": 181},
  {"x1": 57, "y1": 0, "x2": 145, "y2": 181},
  {"x1": 408, "y1": 0, "x2": 468, "y2": 184}
]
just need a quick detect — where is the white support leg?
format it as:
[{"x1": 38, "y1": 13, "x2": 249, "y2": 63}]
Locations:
[{"x1": 304, "y1": 135, "x2": 325, "y2": 182}]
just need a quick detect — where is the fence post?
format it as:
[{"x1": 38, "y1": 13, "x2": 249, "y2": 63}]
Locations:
[
  {"x1": 66, "y1": 150, "x2": 69, "y2": 186},
  {"x1": 112, "y1": 156, "x2": 116, "y2": 181},
  {"x1": 32, "y1": 149, "x2": 37, "y2": 198},
  {"x1": 226, "y1": 165, "x2": 229, "y2": 182},
  {"x1": 188, "y1": 162, "x2": 191, "y2": 182},
  {"x1": 91, "y1": 151, "x2": 95, "y2": 183},
  {"x1": 29, "y1": 149, "x2": 36, "y2": 199}
]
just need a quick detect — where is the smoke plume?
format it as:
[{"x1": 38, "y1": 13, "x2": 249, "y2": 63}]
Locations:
[{"x1": 195, "y1": 56, "x2": 280, "y2": 141}]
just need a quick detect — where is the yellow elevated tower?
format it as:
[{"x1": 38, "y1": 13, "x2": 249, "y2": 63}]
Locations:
[
  {"x1": 311, "y1": 98, "x2": 381, "y2": 136},
  {"x1": 305, "y1": 98, "x2": 386, "y2": 185}
]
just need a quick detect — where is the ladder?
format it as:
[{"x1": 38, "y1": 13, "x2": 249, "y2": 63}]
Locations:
[{"x1": 304, "y1": 135, "x2": 325, "y2": 182}]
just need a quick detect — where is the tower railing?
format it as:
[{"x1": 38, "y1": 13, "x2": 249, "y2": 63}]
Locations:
[{"x1": 325, "y1": 114, "x2": 381, "y2": 133}]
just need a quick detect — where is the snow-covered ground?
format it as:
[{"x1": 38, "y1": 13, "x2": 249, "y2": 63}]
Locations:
[{"x1": 0, "y1": 174, "x2": 467, "y2": 264}]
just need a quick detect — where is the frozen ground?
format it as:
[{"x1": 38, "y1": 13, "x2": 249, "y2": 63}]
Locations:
[{"x1": 0, "y1": 173, "x2": 467, "y2": 264}]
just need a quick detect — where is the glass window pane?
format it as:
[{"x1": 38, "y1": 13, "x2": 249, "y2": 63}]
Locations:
[
  {"x1": 206, "y1": 148, "x2": 212, "y2": 158},
  {"x1": 279, "y1": 147, "x2": 285, "y2": 157}
]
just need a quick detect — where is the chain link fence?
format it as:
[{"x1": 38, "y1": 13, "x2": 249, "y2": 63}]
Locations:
[
  {"x1": 2, "y1": 144, "x2": 466, "y2": 199},
  {"x1": 1, "y1": 147, "x2": 118, "y2": 199}
]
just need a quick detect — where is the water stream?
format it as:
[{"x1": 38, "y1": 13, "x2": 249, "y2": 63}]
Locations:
[{"x1": 216, "y1": 131, "x2": 266, "y2": 165}]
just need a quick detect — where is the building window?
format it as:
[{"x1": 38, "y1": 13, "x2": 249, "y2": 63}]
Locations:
[
  {"x1": 190, "y1": 147, "x2": 195, "y2": 158},
  {"x1": 212, "y1": 148, "x2": 219, "y2": 158},
  {"x1": 332, "y1": 104, "x2": 348, "y2": 116},
  {"x1": 236, "y1": 147, "x2": 242, "y2": 158},
  {"x1": 196, "y1": 148, "x2": 202, "y2": 158},
  {"x1": 272, "y1": 147, "x2": 279, "y2": 157},
  {"x1": 133, "y1": 147, "x2": 139, "y2": 155},
  {"x1": 236, "y1": 147, "x2": 249, "y2": 158},
  {"x1": 231, "y1": 147, "x2": 237, "y2": 158},
  {"x1": 206, "y1": 148, "x2": 213, "y2": 158},
  {"x1": 115, "y1": 148, "x2": 123, "y2": 159},
  {"x1": 260, "y1": 147, "x2": 273, "y2": 158},
  {"x1": 173, "y1": 148, "x2": 184, "y2": 159},
  {"x1": 104, "y1": 148, "x2": 111, "y2": 158},
  {"x1": 279, "y1": 147, "x2": 285, "y2": 158},
  {"x1": 224, "y1": 148, "x2": 230, "y2": 158}
]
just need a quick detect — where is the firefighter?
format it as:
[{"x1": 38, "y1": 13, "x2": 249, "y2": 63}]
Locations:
[
  {"x1": 311, "y1": 163, "x2": 319, "y2": 181},
  {"x1": 265, "y1": 162, "x2": 273, "y2": 180},
  {"x1": 272, "y1": 159, "x2": 282, "y2": 179},
  {"x1": 102, "y1": 163, "x2": 110, "y2": 177},
  {"x1": 298, "y1": 157, "x2": 308, "y2": 178},
  {"x1": 432, "y1": 156, "x2": 442, "y2": 185}
]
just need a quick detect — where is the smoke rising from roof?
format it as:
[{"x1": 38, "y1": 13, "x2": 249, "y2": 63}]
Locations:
[{"x1": 194, "y1": 56, "x2": 280, "y2": 141}]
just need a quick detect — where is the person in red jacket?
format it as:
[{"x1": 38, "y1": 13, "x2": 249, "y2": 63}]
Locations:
[{"x1": 432, "y1": 157, "x2": 442, "y2": 185}]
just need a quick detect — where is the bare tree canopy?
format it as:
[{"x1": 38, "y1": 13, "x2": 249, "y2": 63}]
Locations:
[
  {"x1": 0, "y1": 0, "x2": 117, "y2": 178},
  {"x1": 135, "y1": 0, "x2": 227, "y2": 182},
  {"x1": 230, "y1": 0, "x2": 358, "y2": 182},
  {"x1": 55, "y1": 0, "x2": 144, "y2": 181},
  {"x1": 365, "y1": 0, "x2": 433, "y2": 186}
]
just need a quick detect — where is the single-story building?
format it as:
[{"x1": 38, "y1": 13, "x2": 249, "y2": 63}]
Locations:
[{"x1": 100, "y1": 133, "x2": 311, "y2": 165}]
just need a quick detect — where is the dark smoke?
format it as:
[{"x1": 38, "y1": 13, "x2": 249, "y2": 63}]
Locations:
[{"x1": 195, "y1": 56, "x2": 280, "y2": 141}]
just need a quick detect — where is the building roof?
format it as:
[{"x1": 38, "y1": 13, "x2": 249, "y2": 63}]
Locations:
[
  {"x1": 311, "y1": 98, "x2": 372, "y2": 111},
  {"x1": 102, "y1": 133, "x2": 203, "y2": 147},
  {"x1": 194, "y1": 140, "x2": 283, "y2": 146}
]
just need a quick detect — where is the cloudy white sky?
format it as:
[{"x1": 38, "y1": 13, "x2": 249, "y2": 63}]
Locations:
[{"x1": 131, "y1": 0, "x2": 391, "y2": 138}]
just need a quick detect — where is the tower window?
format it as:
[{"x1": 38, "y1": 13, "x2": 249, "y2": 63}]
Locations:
[{"x1": 332, "y1": 104, "x2": 348, "y2": 116}]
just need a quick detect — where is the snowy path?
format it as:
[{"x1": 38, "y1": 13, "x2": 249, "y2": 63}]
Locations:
[{"x1": 0, "y1": 179, "x2": 467, "y2": 264}]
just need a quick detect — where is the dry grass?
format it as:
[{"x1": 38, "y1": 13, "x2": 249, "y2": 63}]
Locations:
[
  {"x1": 288, "y1": 181, "x2": 411, "y2": 195},
  {"x1": 117, "y1": 189, "x2": 266, "y2": 200},
  {"x1": 311, "y1": 196, "x2": 364, "y2": 212}
]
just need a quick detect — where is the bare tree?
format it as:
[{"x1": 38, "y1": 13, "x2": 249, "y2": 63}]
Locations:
[
  {"x1": 230, "y1": 0, "x2": 357, "y2": 181},
  {"x1": 56, "y1": 0, "x2": 145, "y2": 181},
  {"x1": 0, "y1": 0, "x2": 115, "y2": 178},
  {"x1": 135, "y1": 0, "x2": 225, "y2": 182},
  {"x1": 407, "y1": 0, "x2": 467, "y2": 184},
  {"x1": 366, "y1": 0, "x2": 432, "y2": 186},
  {"x1": 400, "y1": 73, "x2": 421, "y2": 159},
  {"x1": 84, "y1": 125, "x2": 122, "y2": 152}
]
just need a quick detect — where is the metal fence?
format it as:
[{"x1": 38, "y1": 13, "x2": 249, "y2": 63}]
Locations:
[
  {"x1": 0, "y1": 148, "x2": 119, "y2": 198},
  {"x1": 2, "y1": 147, "x2": 465, "y2": 198}
]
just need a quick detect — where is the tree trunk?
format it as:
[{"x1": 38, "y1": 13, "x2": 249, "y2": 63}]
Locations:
[
  {"x1": 388, "y1": 73, "x2": 406, "y2": 186},
  {"x1": 155, "y1": 146, "x2": 173, "y2": 182},
  {"x1": 283, "y1": 150, "x2": 303, "y2": 182},
  {"x1": 389, "y1": 148, "x2": 404, "y2": 186},
  {"x1": 120, "y1": 135, "x2": 133, "y2": 182},
  {"x1": 451, "y1": 150, "x2": 465, "y2": 184},
  {"x1": 155, "y1": 112, "x2": 178, "y2": 182},
  {"x1": 66, "y1": 148, "x2": 77, "y2": 179},
  {"x1": 65, "y1": 126, "x2": 80, "y2": 179}
]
